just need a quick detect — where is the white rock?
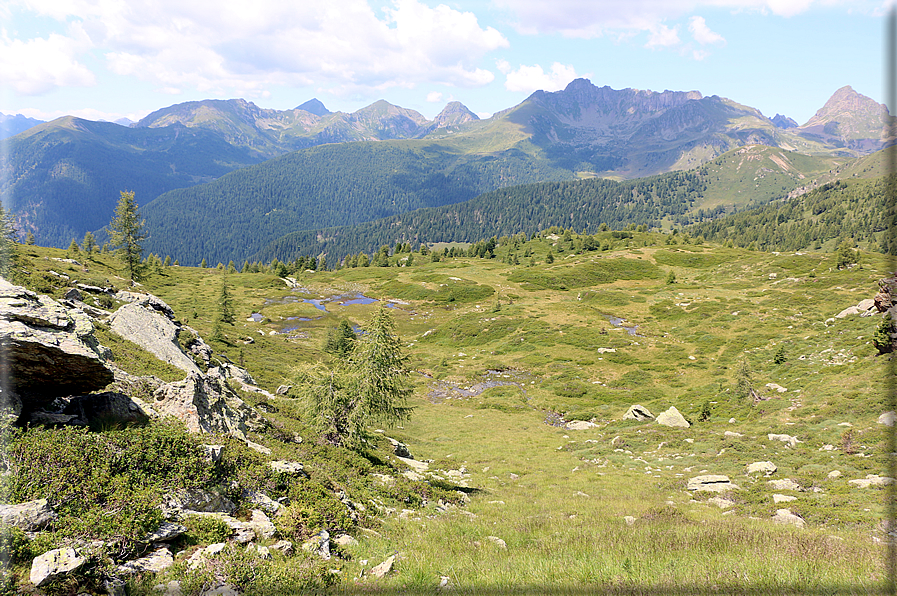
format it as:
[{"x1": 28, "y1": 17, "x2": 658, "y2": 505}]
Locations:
[
  {"x1": 302, "y1": 530, "x2": 331, "y2": 560},
  {"x1": 118, "y1": 546, "x2": 174, "y2": 575},
  {"x1": 767, "y1": 478, "x2": 800, "y2": 491},
  {"x1": 765, "y1": 383, "x2": 787, "y2": 393},
  {"x1": 370, "y1": 555, "x2": 396, "y2": 578},
  {"x1": 707, "y1": 497, "x2": 735, "y2": 509},
  {"x1": 334, "y1": 534, "x2": 358, "y2": 547},
  {"x1": 746, "y1": 461, "x2": 777, "y2": 476},
  {"x1": 687, "y1": 475, "x2": 739, "y2": 492},
  {"x1": 0, "y1": 499, "x2": 57, "y2": 531},
  {"x1": 724, "y1": 431, "x2": 743, "y2": 438},
  {"x1": 565, "y1": 420, "x2": 597, "y2": 430},
  {"x1": 623, "y1": 516, "x2": 637, "y2": 525},
  {"x1": 486, "y1": 536, "x2": 507, "y2": 549},
  {"x1": 848, "y1": 474, "x2": 896, "y2": 488},
  {"x1": 656, "y1": 406, "x2": 690, "y2": 428},
  {"x1": 878, "y1": 411, "x2": 897, "y2": 427},
  {"x1": 269, "y1": 461, "x2": 305, "y2": 475},
  {"x1": 772, "y1": 494, "x2": 797, "y2": 504},
  {"x1": 772, "y1": 508, "x2": 805, "y2": 528},
  {"x1": 768, "y1": 433, "x2": 800, "y2": 448},
  {"x1": 622, "y1": 404, "x2": 654, "y2": 421},
  {"x1": 247, "y1": 509, "x2": 276, "y2": 539},
  {"x1": 30, "y1": 547, "x2": 87, "y2": 587},
  {"x1": 827, "y1": 470, "x2": 842, "y2": 479}
]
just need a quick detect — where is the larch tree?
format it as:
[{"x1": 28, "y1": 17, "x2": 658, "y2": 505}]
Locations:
[{"x1": 107, "y1": 191, "x2": 146, "y2": 281}]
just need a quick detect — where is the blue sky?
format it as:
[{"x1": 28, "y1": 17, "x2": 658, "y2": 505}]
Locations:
[{"x1": 0, "y1": 0, "x2": 889, "y2": 125}]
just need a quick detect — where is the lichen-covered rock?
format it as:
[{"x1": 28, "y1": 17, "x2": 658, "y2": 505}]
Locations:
[
  {"x1": 0, "y1": 499, "x2": 57, "y2": 531},
  {"x1": 152, "y1": 372, "x2": 265, "y2": 437},
  {"x1": 30, "y1": 547, "x2": 86, "y2": 587},
  {"x1": 163, "y1": 488, "x2": 237, "y2": 516},
  {"x1": 0, "y1": 277, "x2": 113, "y2": 412},
  {"x1": 656, "y1": 406, "x2": 690, "y2": 428},
  {"x1": 118, "y1": 546, "x2": 174, "y2": 575},
  {"x1": 623, "y1": 404, "x2": 654, "y2": 421},
  {"x1": 109, "y1": 297, "x2": 200, "y2": 374}
]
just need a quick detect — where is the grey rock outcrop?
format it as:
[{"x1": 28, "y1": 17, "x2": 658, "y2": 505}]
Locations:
[
  {"x1": 30, "y1": 547, "x2": 86, "y2": 587},
  {"x1": 0, "y1": 277, "x2": 113, "y2": 413},
  {"x1": 768, "y1": 433, "x2": 800, "y2": 448},
  {"x1": 0, "y1": 499, "x2": 57, "y2": 531},
  {"x1": 163, "y1": 488, "x2": 237, "y2": 516},
  {"x1": 878, "y1": 411, "x2": 897, "y2": 427},
  {"x1": 109, "y1": 295, "x2": 200, "y2": 374},
  {"x1": 118, "y1": 546, "x2": 174, "y2": 575},
  {"x1": 687, "y1": 475, "x2": 739, "y2": 492},
  {"x1": 746, "y1": 461, "x2": 777, "y2": 476},
  {"x1": 772, "y1": 508, "x2": 805, "y2": 528},
  {"x1": 656, "y1": 406, "x2": 690, "y2": 428},
  {"x1": 302, "y1": 530, "x2": 331, "y2": 560},
  {"x1": 623, "y1": 404, "x2": 654, "y2": 421},
  {"x1": 386, "y1": 437, "x2": 412, "y2": 458},
  {"x1": 152, "y1": 372, "x2": 266, "y2": 437}
]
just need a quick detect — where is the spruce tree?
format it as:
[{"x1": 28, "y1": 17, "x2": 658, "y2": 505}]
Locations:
[
  {"x1": 81, "y1": 231, "x2": 96, "y2": 254},
  {"x1": 0, "y1": 205, "x2": 16, "y2": 275},
  {"x1": 218, "y1": 273, "x2": 235, "y2": 325},
  {"x1": 107, "y1": 190, "x2": 146, "y2": 281}
]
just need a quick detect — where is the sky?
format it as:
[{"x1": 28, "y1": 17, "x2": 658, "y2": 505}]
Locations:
[{"x1": 0, "y1": 0, "x2": 891, "y2": 126}]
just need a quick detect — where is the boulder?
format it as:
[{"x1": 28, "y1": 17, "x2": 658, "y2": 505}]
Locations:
[
  {"x1": 142, "y1": 522, "x2": 187, "y2": 543},
  {"x1": 848, "y1": 474, "x2": 896, "y2": 488},
  {"x1": 302, "y1": 530, "x2": 331, "y2": 560},
  {"x1": 878, "y1": 411, "x2": 897, "y2": 427},
  {"x1": 109, "y1": 297, "x2": 200, "y2": 374},
  {"x1": 386, "y1": 437, "x2": 412, "y2": 458},
  {"x1": 707, "y1": 497, "x2": 735, "y2": 509},
  {"x1": 334, "y1": 534, "x2": 358, "y2": 547},
  {"x1": 370, "y1": 555, "x2": 395, "y2": 578},
  {"x1": 687, "y1": 475, "x2": 739, "y2": 492},
  {"x1": 746, "y1": 461, "x2": 777, "y2": 476},
  {"x1": 623, "y1": 404, "x2": 654, "y2": 421},
  {"x1": 269, "y1": 461, "x2": 306, "y2": 475},
  {"x1": 772, "y1": 508, "x2": 805, "y2": 528},
  {"x1": 276, "y1": 385, "x2": 292, "y2": 395},
  {"x1": 565, "y1": 420, "x2": 597, "y2": 430},
  {"x1": 0, "y1": 278, "x2": 113, "y2": 411},
  {"x1": 152, "y1": 372, "x2": 265, "y2": 437},
  {"x1": 163, "y1": 488, "x2": 237, "y2": 516},
  {"x1": 118, "y1": 546, "x2": 174, "y2": 575},
  {"x1": 486, "y1": 536, "x2": 507, "y2": 549},
  {"x1": 656, "y1": 406, "x2": 690, "y2": 428},
  {"x1": 768, "y1": 433, "x2": 800, "y2": 448},
  {"x1": 270, "y1": 540, "x2": 294, "y2": 555},
  {"x1": 0, "y1": 499, "x2": 57, "y2": 531},
  {"x1": 767, "y1": 478, "x2": 800, "y2": 491},
  {"x1": 246, "y1": 509, "x2": 276, "y2": 540},
  {"x1": 30, "y1": 547, "x2": 86, "y2": 587},
  {"x1": 773, "y1": 494, "x2": 797, "y2": 504}
]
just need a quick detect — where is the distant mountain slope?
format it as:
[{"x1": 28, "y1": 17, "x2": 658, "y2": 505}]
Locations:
[
  {"x1": 247, "y1": 145, "x2": 853, "y2": 262},
  {"x1": 141, "y1": 140, "x2": 571, "y2": 265},
  {"x1": 796, "y1": 85, "x2": 887, "y2": 154},
  {"x1": 0, "y1": 113, "x2": 44, "y2": 140},
  {"x1": 1, "y1": 117, "x2": 259, "y2": 246}
]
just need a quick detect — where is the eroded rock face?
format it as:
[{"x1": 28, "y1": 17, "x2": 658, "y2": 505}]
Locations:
[
  {"x1": 0, "y1": 499, "x2": 57, "y2": 531},
  {"x1": 0, "y1": 277, "x2": 113, "y2": 412},
  {"x1": 152, "y1": 372, "x2": 266, "y2": 437},
  {"x1": 109, "y1": 296, "x2": 200, "y2": 374},
  {"x1": 623, "y1": 404, "x2": 654, "y2": 421}
]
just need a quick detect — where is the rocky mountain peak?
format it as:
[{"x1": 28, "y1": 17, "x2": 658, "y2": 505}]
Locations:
[
  {"x1": 432, "y1": 101, "x2": 479, "y2": 129},
  {"x1": 296, "y1": 98, "x2": 330, "y2": 116},
  {"x1": 770, "y1": 114, "x2": 798, "y2": 129},
  {"x1": 802, "y1": 85, "x2": 887, "y2": 140}
]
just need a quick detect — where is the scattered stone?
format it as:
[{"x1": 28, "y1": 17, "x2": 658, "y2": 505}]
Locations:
[
  {"x1": 163, "y1": 488, "x2": 237, "y2": 516},
  {"x1": 402, "y1": 470, "x2": 424, "y2": 481},
  {"x1": 200, "y1": 582, "x2": 240, "y2": 596},
  {"x1": 245, "y1": 491, "x2": 282, "y2": 515},
  {"x1": 387, "y1": 437, "x2": 412, "y2": 458},
  {"x1": 486, "y1": 536, "x2": 507, "y2": 549},
  {"x1": 773, "y1": 494, "x2": 797, "y2": 504},
  {"x1": 828, "y1": 470, "x2": 842, "y2": 479},
  {"x1": 30, "y1": 547, "x2": 87, "y2": 587},
  {"x1": 772, "y1": 508, "x2": 805, "y2": 528},
  {"x1": 687, "y1": 475, "x2": 739, "y2": 492},
  {"x1": 302, "y1": 530, "x2": 331, "y2": 560},
  {"x1": 848, "y1": 474, "x2": 896, "y2": 488},
  {"x1": 152, "y1": 580, "x2": 182, "y2": 596},
  {"x1": 276, "y1": 385, "x2": 291, "y2": 395},
  {"x1": 269, "y1": 461, "x2": 306, "y2": 475},
  {"x1": 767, "y1": 478, "x2": 800, "y2": 491},
  {"x1": 622, "y1": 404, "x2": 654, "y2": 421},
  {"x1": 118, "y1": 546, "x2": 174, "y2": 575},
  {"x1": 707, "y1": 497, "x2": 735, "y2": 509},
  {"x1": 246, "y1": 440, "x2": 271, "y2": 455},
  {"x1": 246, "y1": 509, "x2": 276, "y2": 540},
  {"x1": 142, "y1": 522, "x2": 187, "y2": 543},
  {"x1": 247, "y1": 543, "x2": 270, "y2": 560},
  {"x1": 656, "y1": 406, "x2": 690, "y2": 428},
  {"x1": 746, "y1": 461, "x2": 777, "y2": 476},
  {"x1": 765, "y1": 383, "x2": 787, "y2": 393},
  {"x1": 878, "y1": 412, "x2": 897, "y2": 427},
  {"x1": 202, "y1": 445, "x2": 224, "y2": 463},
  {"x1": 724, "y1": 430, "x2": 743, "y2": 437},
  {"x1": 370, "y1": 555, "x2": 396, "y2": 578},
  {"x1": 565, "y1": 420, "x2": 597, "y2": 430},
  {"x1": 270, "y1": 540, "x2": 294, "y2": 556},
  {"x1": 0, "y1": 499, "x2": 57, "y2": 531},
  {"x1": 334, "y1": 534, "x2": 359, "y2": 548},
  {"x1": 623, "y1": 516, "x2": 636, "y2": 525},
  {"x1": 768, "y1": 433, "x2": 801, "y2": 448}
]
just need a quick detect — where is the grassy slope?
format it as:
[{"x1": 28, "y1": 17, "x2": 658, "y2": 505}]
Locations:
[{"x1": 17, "y1": 230, "x2": 887, "y2": 592}]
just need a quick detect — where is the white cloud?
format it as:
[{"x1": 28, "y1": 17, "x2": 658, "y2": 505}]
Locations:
[
  {"x1": 504, "y1": 62, "x2": 579, "y2": 93},
  {"x1": 16, "y1": 106, "x2": 150, "y2": 122},
  {"x1": 689, "y1": 16, "x2": 726, "y2": 45},
  {"x1": 0, "y1": 26, "x2": 95, "y2": 95},
  {"x1": 645, "y1": 23, "x2": 681, "y2": 48},
  {"x1": 493, "y1": 0, "x2": 845, "y2": 38},
  {"x1": 6, "y1": 0, "x2": 509, "y2": 98},
  {"x1": 427, "y1": 91, "x2": 444, "y2": 102}
]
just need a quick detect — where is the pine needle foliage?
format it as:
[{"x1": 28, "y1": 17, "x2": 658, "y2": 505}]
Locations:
[
  {"x1": 107, "y1": 190, "x2": 146, "y2": 281},
  {"x1": 290, "y1": 304, "x2": 412, "y2": 450}
]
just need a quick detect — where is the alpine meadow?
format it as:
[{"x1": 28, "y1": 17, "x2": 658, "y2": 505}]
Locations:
[{"x1": 0, "y1": 75, "x2": 894, "y2": 595}]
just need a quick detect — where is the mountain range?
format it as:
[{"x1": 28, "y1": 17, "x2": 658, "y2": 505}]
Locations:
[{"x1": 0, "y1": 79, "x2": 889, "y2": 261}]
